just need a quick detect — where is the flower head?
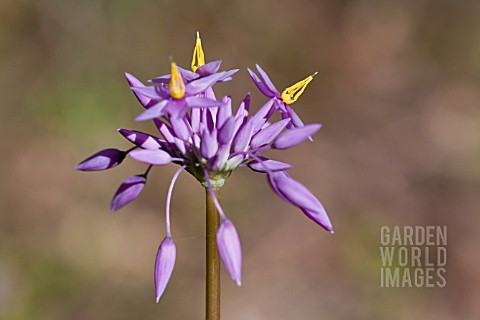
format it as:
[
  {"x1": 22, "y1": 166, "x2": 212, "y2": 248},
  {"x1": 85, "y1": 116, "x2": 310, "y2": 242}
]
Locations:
[{"x1": 77, "y1": 33, "x2": 333, "y2": 301}]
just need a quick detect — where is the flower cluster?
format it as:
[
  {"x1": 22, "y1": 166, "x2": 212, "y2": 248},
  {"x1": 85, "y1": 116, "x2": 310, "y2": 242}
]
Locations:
[{"x1": 77, "y1": 33, "x2": 333, "y2": 302}]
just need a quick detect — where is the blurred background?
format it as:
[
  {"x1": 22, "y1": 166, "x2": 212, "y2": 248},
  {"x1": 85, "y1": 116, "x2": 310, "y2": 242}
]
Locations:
[{"x1": 1, "y1": 0, "x2": 480, "y2": 319}]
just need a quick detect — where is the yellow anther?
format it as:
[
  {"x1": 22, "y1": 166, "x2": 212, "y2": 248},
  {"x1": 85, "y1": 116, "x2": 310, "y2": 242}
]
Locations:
[
  {"x1": 169, "y1": 62, "x2": 185, "y2": 100},
  {"x1": 281, "y1": 72, "x2": 318, "y2": 105},
  {"x1": 191, "y1": 32, "x2": 206, "y2": 72}
]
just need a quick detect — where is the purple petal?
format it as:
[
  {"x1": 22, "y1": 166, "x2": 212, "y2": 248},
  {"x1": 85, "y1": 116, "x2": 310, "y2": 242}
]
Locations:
[
  {"x1": 248, "y1": 158, "x2": 292, "y2": 173},
  {"x1": 125, "y1": 72, "x2": 152, "y2": 107},
  {"x1": 285, "y1": 105, "x2": 305, "y2": 128},
  {"x1": 216, "y1": 96, "x2": 232, "y2": 128},
  {"x1": 270, "y1": 173, "x2": 332, "y2": 232},
  {"x1": 226, "y1": 154, "x2": 245, "y2": 170},
  {"x1": 217, "y1": 219, "x2": 242, "y2": 286},
  {"x1": 173, "y1": 137, "x2": 187, "y2": 156},
  {"x1": 76, "y1": 148, "x2": 126, "y2": 171},
  {"x1": 250, "y1": 118, "x2": 290, "y2": 149},
  {"x1": 250, "y1": 99, "x2": 274, "y2": 134},
  {"x1": 219, "y1": 69, "x2": 239, "y2": 81},
  {"x1": 217, "y1": 117, "x2": 235, "y2": 146},
  {"x1": 247, "y1": 68, "x2": 276, "y2": 98},
  {"x1": 234, "y1": 94, "x2": 250, "y2": 121},
  {"x1": 158, "y1": 121, "x2": 175, "y2": 144},
  {"x1": 185, "y1": 72, "x2": 227, "y2": 95},
  {"x1": 118, "y1": 129, "x2": 163, "y2": 150},
  {"x1": 233, "y1": 118, "x2": 254, "y2": 153},
  {"x1": 148, "y1": 74, "x2": 170, "y2": 84},
  {"x1": 255, "y1": 64, "x2": 280, "y2": 96},
  {"x1": 135, "y1": 100, "x2": 169, "y2": 122},
  {"x1": 131, "y1": 85, "x2": 169, "y2": 100},
  {"x1": 163, "y1": 99, "x2": 187, "y2": 118},
  {"x1": 204, "y1": 108, "x2": 215, "y2": 132},
  {"x1": 200, "y1": 129, "x2": 218, "y2": 159},
  {"x1": 177, "y1": 66, "x2": 200, "y2": 82},
  {"x1": 210, "y1": 144, "x2": 231, "y2": 171},
  {"x1": 111, "y1": 174, "x2": 146, "y2": 211},
  {"x1": 190, "y1": 108, "x2": 201, "y2": 133},
  {"x1": 129, "y1": 149, "x2": 172, "y2": 166},
  {"x1": 185, "y1": 96, "x2": 226, "y2": 108},
  {"x1": 196, "y1": 60, "x2": 222, "y2": 76},
  {"x1": 170, "y1": 116, "x2": 191, "y2": 141},
  {"x1": 155, "y1": 237, "x2": 176, "y2": 302},
  {"x1": 272, "y1": 124, "x2": 321, "y2": 149}
]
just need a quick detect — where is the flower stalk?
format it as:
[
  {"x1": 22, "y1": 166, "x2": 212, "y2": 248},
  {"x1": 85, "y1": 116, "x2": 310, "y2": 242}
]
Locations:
[{"x1": 206, "y1": 188, "x2": 221, "y2": 320}]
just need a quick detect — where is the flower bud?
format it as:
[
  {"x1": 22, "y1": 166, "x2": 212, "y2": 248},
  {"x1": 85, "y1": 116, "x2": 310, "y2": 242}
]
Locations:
[
  {"x1": 76, "y1": 148, "x2": 125, "y2": 171},
  {"x1": 217, "y1": 219, "x2": 242, "y2": 286},
  {"x1": 111, "y1": 175, "x2": 146, "y2": 211},
  {"x1": 155, "y1": 237, "x2": 176, "y2": 302}
]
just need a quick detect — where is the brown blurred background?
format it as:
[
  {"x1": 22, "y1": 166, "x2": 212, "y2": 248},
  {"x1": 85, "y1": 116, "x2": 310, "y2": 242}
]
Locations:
[{"x1": 1, "y1": 0, "x2": 480, "y2": 319}]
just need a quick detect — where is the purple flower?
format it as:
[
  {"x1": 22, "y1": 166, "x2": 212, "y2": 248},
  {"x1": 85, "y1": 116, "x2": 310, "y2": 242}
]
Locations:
[
  {"x1": 77, "y1": 33, "x2": 333, "y2": 302},
  {"x1": 248, "y1": 64, "x2": 318, "y2": 131},
  {"x1": 131, "y1": 62, "x2": 230, "y2": 120}
]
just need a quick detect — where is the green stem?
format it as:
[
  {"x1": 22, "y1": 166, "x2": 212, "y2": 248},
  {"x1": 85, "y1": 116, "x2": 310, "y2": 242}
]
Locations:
[{"x1": 206, "y1": 188, "x2": 221, "y2": 320}]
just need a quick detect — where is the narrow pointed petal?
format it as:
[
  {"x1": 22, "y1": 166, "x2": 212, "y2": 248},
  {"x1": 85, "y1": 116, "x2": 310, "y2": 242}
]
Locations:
[
  {"x1": 111, "y1": 175, "x2": 146, "y2": 211},
  {"x1": 196, "y1": 60, "x2": 222, "y2": 76},
  {"x1": 190, "y1": 108, "x2": 201, "y2": 133},
  {"x1": 217, "y1": 219, "x2": 242, "y2": 286},
  {"x1": 177, "y1": 66, "x2": 200, "y2": 82},
  {"x1": 248, "y1": 158, "x2": 292, "y2": 172},
  {"x1": 158, "y1": 121, "x2": 175, "y2": 144},
  {"x1": 255, "y1": 64, "x2": 280, "y2": 96},
  {"x1": 250, "y1": 118, "x2": 290, "y2": 148},
  {"x1": 148, "y1": 74, "x2": 170, "y2": 84},
  {"x1": 125, "y1": 72, "x2": 152, "y2": 107},
  {"x1": 210, "y1": 144, "x2": 231, "y2": 171},
  {"x1": 247, "y1": 68, "x2": 276, "y2": 98},
  {"x1": 76, "y1": 148, "x2": 126, "y2": 171},
  {"x1": 155, "y1": 237, "x2": 176, "y2": 302},
  {"x1": 270, "y1": 173, "x2": 332, "y2": 231},
  {"x1": 200, "y1": 129, "x2": 218, "y2": 159},
  {"x1": 233, "y1": 119, "x2": 254, "y2": 153},
  {"x1": 185, "y1": 72, "x2": 226, "y2": 95},
  {"x1": 135, "y1": 100, "x2": 169, "y2": 122},
  {"x1": 118, "y1": 129, "x2": 163, "y2": 150},
  {"x1": 129, "y1": 149, "x2": 172, "y2": 166},
  {"x1": 131, "y1": 86, "x2": 168, "y2": 100},
  {"x1": 170, "y1": 116, "x2": 191, "y2": 141},
  {"x1": 272, "y1": 124, "x2": 321, "y2": 149},
  {"x1": 185, "y1": 96, "x2": 226, "y2": 108},
  {"x1": 285, "y1": 105, "x2": 305, "y2": 128},
  {"x1": 217, "y1": 117, "x2": 235, "y2": 145},
  {"x1": 250, "y1": 99, "x2": 275, "y2": 133},
  {"x1": 216, "y1": 96, "x2": 232, "y2": 128}
]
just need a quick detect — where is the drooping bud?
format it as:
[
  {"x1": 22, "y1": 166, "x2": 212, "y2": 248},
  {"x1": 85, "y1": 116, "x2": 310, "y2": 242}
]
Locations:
[
  {"x1": 191, "y1": 32, "x2": 206, "y2": 72},
  {"x1": 155, "y1": 237, "x2": 177, "y2": 302},
  {"x1": 281, "y1": 72, "x2": 317, "y2": 104},
  {"x1": 269, "y1": 172, "x2": 333, "y2": 232},
  {"x1": 217, "y1": 219, "x2": 242, "y2": 286},
  {"x1": 111, "y1": 175, "x2": 146, "y2": 211},
  {"x1": 169, "y1": 62, "x2": 186, "y2": 100},
  {"x1": 76, "y1": 148, "x2": 126, "y2": 171}
]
